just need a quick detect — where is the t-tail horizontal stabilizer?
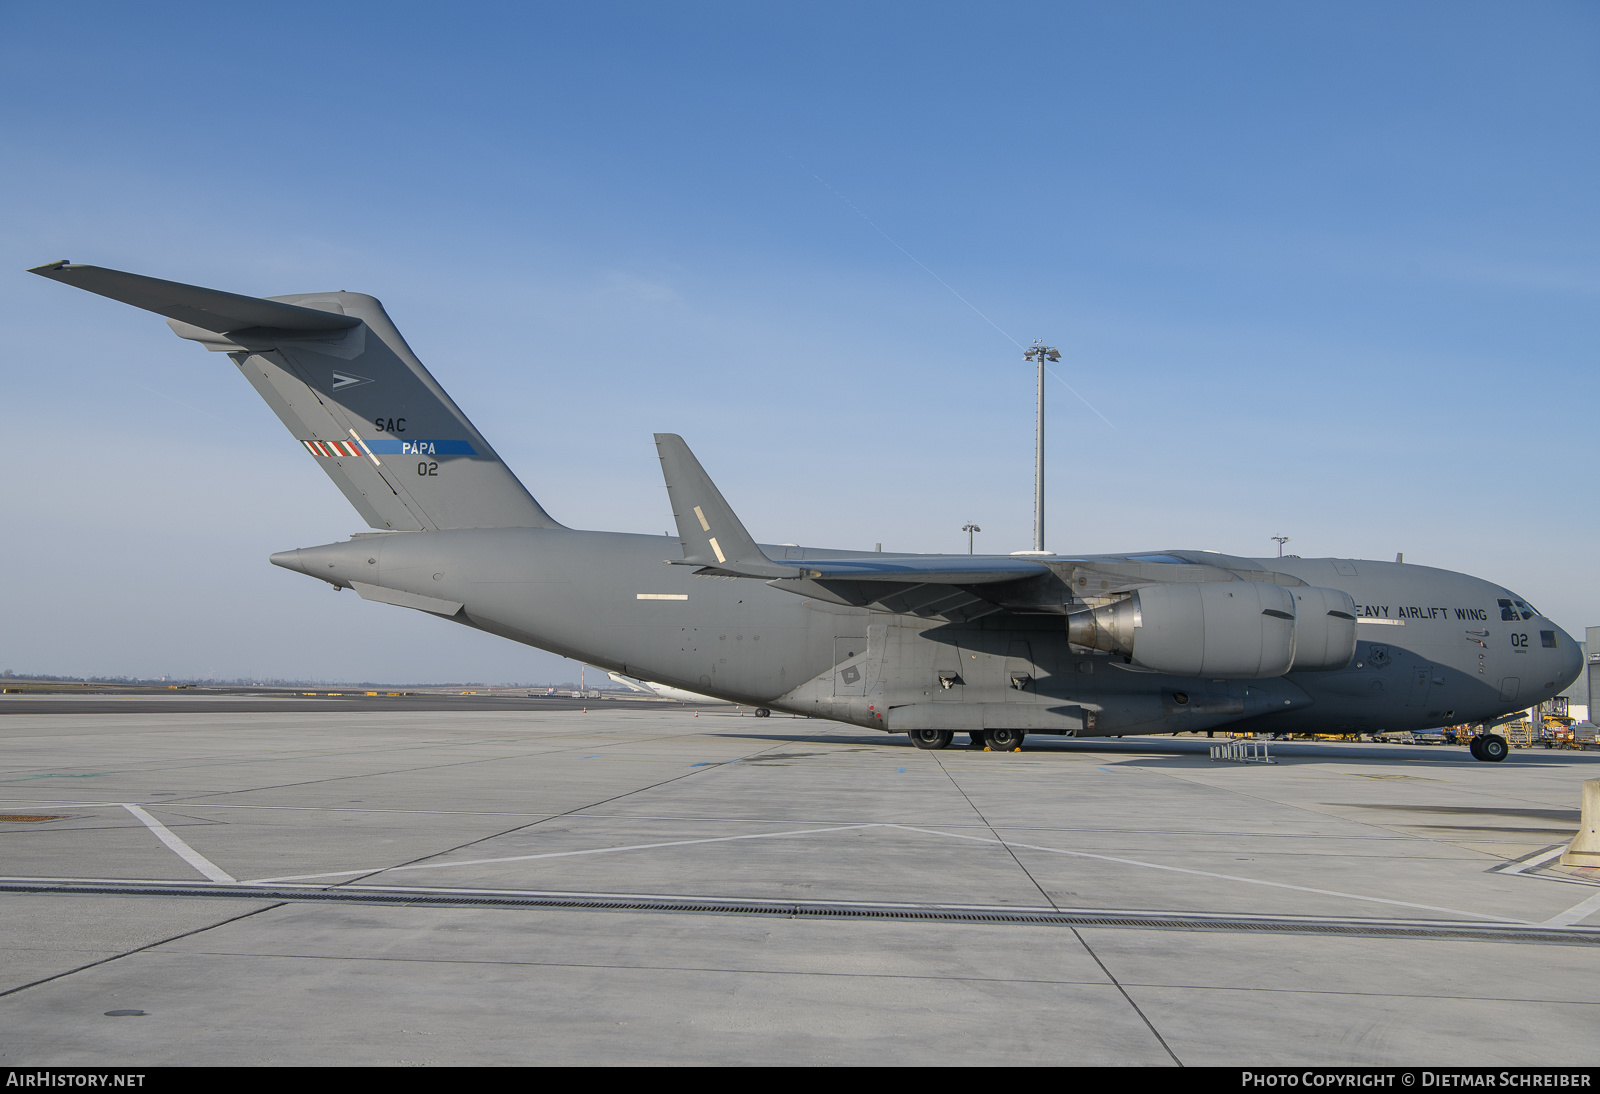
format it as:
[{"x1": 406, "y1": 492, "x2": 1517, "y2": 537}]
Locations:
[
  {"x1": 654, "y1": 433, "x2": 801, "y2": 579},
  {"x1": 28, "y1": 261, "x2": 360, "y2": 336}
]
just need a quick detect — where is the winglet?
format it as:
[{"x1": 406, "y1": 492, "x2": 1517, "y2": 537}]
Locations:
[{"x1": 654, "y1": 434, "x2": 800, "y2": 579}]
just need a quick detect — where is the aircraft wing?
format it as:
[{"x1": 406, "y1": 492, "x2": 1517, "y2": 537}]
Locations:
[
  {"x1": 651, "y1": 435, "x2": 1305, "y2": 622},
  {"x1": 770, "y1": 556, "x2": 1057, "y2": 622},
  {"x1": 774, "y1": 554, "x2": 1306, "y2": 621},
  {"x1": 767, "y1": 555, "x2": 1056, "y2": 621},
  {"x1": 786, "y1": 556, "x2": 1050, "y2": 584}
]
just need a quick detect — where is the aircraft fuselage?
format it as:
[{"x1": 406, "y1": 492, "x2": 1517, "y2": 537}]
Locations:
[{"x1": 274, "y1": 529, "x2": 1581, "y2": 739}]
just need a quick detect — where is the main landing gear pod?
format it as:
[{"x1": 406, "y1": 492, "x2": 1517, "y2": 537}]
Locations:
[{"x1": 907, "y1": 728, "x2": 1026, "y2": 752}]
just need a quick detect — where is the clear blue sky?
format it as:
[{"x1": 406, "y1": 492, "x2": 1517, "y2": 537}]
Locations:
[{"x1": 2, "y1": 2, "x2": 1595, "y2": 683}]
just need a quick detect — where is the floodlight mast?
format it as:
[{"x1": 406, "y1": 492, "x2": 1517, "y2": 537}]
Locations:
[
  {"x1": 963, "y1": 522, "x2": 981, "y2": 555},
  {"x1": 1023, "y1": 341, "x2": 1060, "y2": 553}
]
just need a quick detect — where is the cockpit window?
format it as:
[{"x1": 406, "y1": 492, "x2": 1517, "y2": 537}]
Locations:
[{"x1": 1498, "y1": 598, "x2": 1538, "y2": 621}]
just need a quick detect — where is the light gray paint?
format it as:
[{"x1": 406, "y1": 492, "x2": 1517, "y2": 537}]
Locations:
[{"x1": 32, "y1": 262, "x2": 1585, "y2": 747}]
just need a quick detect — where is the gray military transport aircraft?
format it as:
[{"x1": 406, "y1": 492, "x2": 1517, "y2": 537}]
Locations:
[{"x1": 31, "y1": 261, "x2": 1583, "y2": 762}]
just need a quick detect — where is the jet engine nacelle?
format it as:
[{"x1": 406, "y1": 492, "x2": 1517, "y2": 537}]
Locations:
[
  {"x1": 1067, "y1": 581, "x2": 1357, "y2": 678},
  {"x1": 1285, "y1": 585, "x2": 1358, "y2": 672}
]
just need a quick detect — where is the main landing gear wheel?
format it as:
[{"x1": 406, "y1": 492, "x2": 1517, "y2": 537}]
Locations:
[
  {"x1": 754, "y1": 708, "x2": 771, "y2": 718},
  {"x1": 1469, "y1": 736, "x2": 1484, "y2": 760},
  {"x1": 986, "y1": 728, "x2": 1026, "y2": 752},
  {"x1": 1478, "y1": 734, "x2": 1509, "y2": 762},
  {"x1": 909, "y1": 729, "x2": 953, "y2": 750},
  {"x1": 967, "y1": 731, "x2": 989, "y2": 749}
]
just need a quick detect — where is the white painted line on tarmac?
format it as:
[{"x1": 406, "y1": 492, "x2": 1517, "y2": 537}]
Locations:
[
  {"x1": 1500, "y1": 846, "x2": 1568, "y2": 875},
  {"x1": 252, "y1": 820, "x2": 1524, "y2": 921},
  {"x1": 246, "y1": 823, "x2": 886, "y2": 884},
  {"x1": 887, "y1": 824, "x2": 1524, "y2": 924},
  {"x1": 0, "y1": 799, "x2": 1439, "y2": 839},
  {"x1": 121, "y1": 804, "x2": 235, "y2": 883},
  {"x1": 1542, "y1": 889, "x2": 1600, "y2": 927}
]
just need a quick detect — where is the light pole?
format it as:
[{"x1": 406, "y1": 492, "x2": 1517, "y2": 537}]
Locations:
[
  {"x1": 1023, "y1": 341, "x2": 1059, "y2": 553},
  {"x1": 963, "y1": 522, "x2": 981, "y2": 555},
  {"x1": 1272, "y1": 536, "x2": 1289, "y2": 558}
]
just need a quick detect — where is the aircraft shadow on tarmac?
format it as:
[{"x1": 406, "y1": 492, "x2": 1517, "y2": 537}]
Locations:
[
  {"x1": 709, "y1": 727, "x2": 1600, "y2": 770},
  {"x1": 1073, "y1": 739, "x2": 1600, "y2": 769}
]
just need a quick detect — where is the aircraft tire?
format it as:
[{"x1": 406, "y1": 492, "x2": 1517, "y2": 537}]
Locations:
[
  {"x1": 1468, "y1": 736, "x2": 1484, "y2": 759},
  {"x1": 987, "y1": 728, "x2": 1025, "y2": 752},
  {"x1": 1479, "y1": 734, "x2": 1509, "y2": 763},
  {"x1": 754, "y1": 708, "x2": 771, "y2": 718},
  {"x1": 909, "y1": 729, "x2": 954, "y2": 750},
  {"x1": 967, "y1": 731, "x2": 988, "y2": 749}
]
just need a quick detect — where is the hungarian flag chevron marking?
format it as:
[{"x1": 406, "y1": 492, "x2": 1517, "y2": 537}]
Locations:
[{"x1": 301, "y1": 439, "x2": 363, "y2": 458}]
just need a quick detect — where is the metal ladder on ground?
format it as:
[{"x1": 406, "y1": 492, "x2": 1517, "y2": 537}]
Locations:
[{"x1": 1209, "y1": 739, "x2": 1276, "y2": 764}]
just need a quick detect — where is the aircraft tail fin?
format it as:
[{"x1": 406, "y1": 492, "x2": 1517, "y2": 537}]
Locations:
[
  {"x1": 653, "y1": 433, "x2": 799, "y2": 578},
  {"x1": 30, "y1": 262, "x2": 562, "y2": 532}
]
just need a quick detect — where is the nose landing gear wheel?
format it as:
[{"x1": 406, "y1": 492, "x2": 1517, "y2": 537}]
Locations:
[
  {"x1": 909, "y1": 729, "x2": 953, "y2": 750},
  {"x1": 754, "y1": 708, "x2": 771, "y2": 718},
  {"x1": 986, "y1": 728, "x2": 1026, "y2": 752},
  {"x1": 1478, "y1": 734, "x2": 1508, "y2": 762}
]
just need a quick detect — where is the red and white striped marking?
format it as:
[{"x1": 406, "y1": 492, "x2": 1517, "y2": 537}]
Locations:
[{"x1": 302, "y1": 439, "x2": 362, "y2": 458}]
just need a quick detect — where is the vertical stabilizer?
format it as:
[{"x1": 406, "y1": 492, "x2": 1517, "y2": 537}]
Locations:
[{"x1": 29, "y1": 262, "x2": 561, "y2": 531}]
